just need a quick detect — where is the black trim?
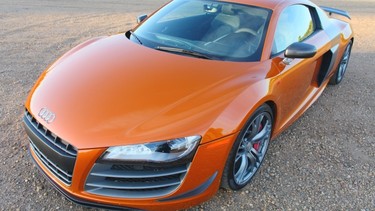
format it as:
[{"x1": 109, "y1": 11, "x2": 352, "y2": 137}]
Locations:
[
  {"x1": 317, "y1": 51, "x2": 333, "y2": 86},
  {"x1": 310, "y1": 5, "x2": 323, "y2": 30},
  {"x1": 317, "y1": 44, "x2": 339, "y2": 86},
  {"x1": 23, "y1": 115, "x2": 76, "y2": 183},
  {"x1": 320, "y1": 6, "x2": 351, "y2": 20},
  {"x1": 28, "y1": 148, "x2": 139, "y2": 211},
  {"x1": 158, "y1": 171, "x2": 217, "y2": 202}
]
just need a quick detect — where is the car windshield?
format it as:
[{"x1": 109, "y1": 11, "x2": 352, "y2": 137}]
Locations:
[{"x1": 129, "y1": 0, "x2": 271, "y2": 62}]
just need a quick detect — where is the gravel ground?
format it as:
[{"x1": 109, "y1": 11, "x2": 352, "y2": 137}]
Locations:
[{"x1": 0, "y1": 0, "x2": 374, "y2": 210}]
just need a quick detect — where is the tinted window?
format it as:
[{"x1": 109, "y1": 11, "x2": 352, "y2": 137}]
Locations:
[
  {"x1": 272, "y1": 5, "x2": 315, "y2": 55},
  {"x1": 131, "y1": 0, "x2": 271, "y2": 62}
]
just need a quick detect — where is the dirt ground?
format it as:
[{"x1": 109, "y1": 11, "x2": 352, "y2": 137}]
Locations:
[{"x1": 0, "y1": 0, "x2": 374, "y2": 210}]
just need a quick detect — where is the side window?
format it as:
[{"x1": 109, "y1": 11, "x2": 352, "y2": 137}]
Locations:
[{"x1": 272, "y1": 5, "x2": 315, "y2": 55}]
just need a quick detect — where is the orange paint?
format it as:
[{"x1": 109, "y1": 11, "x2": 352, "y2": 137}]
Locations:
[{"x1": 24, "y1": 0, "x2": 353, "y2": 209}]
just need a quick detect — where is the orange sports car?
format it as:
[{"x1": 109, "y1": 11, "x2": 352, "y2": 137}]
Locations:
[{"x1": 23, "y1": 0, "x2": 353, "y2": 210}]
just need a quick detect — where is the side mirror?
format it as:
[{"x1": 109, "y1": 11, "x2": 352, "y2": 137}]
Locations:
[
  {"x1": 137, "y1": 14, "x2": 148, "y2": 24},
  {"x1": 284, "y1": 42, "x2": 317, "y2": 59}
]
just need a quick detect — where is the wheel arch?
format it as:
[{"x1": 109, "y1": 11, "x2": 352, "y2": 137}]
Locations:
[
  {"x1": 232, "y1": 97, "x2": 279, "y2": 141},
  {"x1": 264, "y1": 100, "x2": 277, "y2": 122},
  {"x1": 201, "y1": 79, "x2": 280, "y2": 144},
  {"x1": 263, "y1": 100, "x2": 278, "y2": 139}
]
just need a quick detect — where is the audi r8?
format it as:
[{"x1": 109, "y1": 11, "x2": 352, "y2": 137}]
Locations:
[{"x1": 23, "y1": 0, "x2": 354, "y2": 210}]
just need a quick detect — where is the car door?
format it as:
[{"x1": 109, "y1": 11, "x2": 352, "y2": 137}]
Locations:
[{"x1": 270, "y1": 5, "x2": 331, "y2": 128}]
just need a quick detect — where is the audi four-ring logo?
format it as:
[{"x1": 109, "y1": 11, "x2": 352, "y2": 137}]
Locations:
[{"x1": 38, "y1": 108, "x2": 56, "y2": 124}]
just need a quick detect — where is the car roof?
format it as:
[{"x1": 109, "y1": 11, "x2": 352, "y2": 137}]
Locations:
[
  {"x1": 221, "y1": 0, "x2": 316, "y2": 11},
  {"x1": 221, "y1": 0, "x2": 288, "y2": 10}
]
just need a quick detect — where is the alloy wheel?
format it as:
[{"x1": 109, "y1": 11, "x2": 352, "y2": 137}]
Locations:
[
  {"x1": 233, "y1": 112, "x2": 272, "y2": 185},
  {"x1": 337, "y1": 43, "x2": 352, "y2": 82}
]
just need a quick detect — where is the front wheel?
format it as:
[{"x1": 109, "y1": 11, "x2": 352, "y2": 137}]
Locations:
[
  {"x1": 329, "y1": 40, "x2": 353, "y2": 85},
  {"x1": 221, "y1": 104, "x2": 273, "y2": 190}
]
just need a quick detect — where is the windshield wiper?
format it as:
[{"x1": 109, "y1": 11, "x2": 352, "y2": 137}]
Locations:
[
  {"x1": 155, "y1": 46, "x2": 213, "y2": 60},
  {"x1": 129, "y1": 30, "x2": 143, "y2": 45}
]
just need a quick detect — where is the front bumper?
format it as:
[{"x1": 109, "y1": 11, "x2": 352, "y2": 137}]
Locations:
[{"x1": 24, "y1": 114, "x2": 236, "y2": 210}]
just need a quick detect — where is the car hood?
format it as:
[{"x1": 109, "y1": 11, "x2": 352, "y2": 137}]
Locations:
[{"x1": 26, "y1": 34, "x2": 267, "y2": 149}]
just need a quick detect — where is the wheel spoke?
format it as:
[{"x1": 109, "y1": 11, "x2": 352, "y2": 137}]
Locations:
[
  {"x1": 251, "y1": 147, "x2": 261, "y2": 163},
  {"x1": 248, "y1": 123, "x2": 258, "y2": 139},
  {"x1": 238, "y1": 143, "x2": 245, "y2": 151},
  {"x1": 246, "y1": 149, "x2": 258, "y2": 168},
  {"x1": 340, "y1": 61, "x2": 347, "y2": 78},
  {"x1": 255, "y1": 114, "x2": 264, "y2": 131},
  {"x1": 235, "y1": 151, "x2": 243, "y2": 163},
  {"x1": 246, "y1": 114, "x2": 264, "y2": 140},
  {"x1": 251, "y1": 120, "x2": 269, "y2": 143},
  {"x1": 235, "y1": 154, "x2": 249, "y2": 182}
]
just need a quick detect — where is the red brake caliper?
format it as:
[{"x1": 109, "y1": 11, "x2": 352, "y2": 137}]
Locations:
[{"x1": 253, "y1": 123, "x2": 262, "y2": 151}]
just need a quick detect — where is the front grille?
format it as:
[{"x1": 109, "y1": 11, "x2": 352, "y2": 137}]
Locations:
[
  {"x1": 25, "y1": 111, "x2": 77, "y2": 156},
  {"x1": 24, "y1": 110, "x2": 77, "y2": 185},
  {"x1": 30, "y1": 140, "x2": 73, "y2": 184},
  {"x1": 85, "y1": 163, "x2": 189, "y2": 198}
]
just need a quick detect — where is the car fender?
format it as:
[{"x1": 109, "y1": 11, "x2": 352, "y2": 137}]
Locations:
[{"x1": 202, "y1": 78, "x2": 277, "y2": 144}]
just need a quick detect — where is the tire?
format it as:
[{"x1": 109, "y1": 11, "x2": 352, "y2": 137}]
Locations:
[
  {"x1": 221, "y1": 104, "x2": 273, "y2": 190},
  {"x1": 329, "y1": 40, "x2": 353, "y2": 85}
]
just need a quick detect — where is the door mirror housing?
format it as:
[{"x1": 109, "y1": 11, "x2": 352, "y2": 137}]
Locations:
[
  {"x1": 137, "y1": 14, "x2": 148, "y2": 24},
  {"x1": 284, "y1": 42, "x2": 317, "y2": 59}
]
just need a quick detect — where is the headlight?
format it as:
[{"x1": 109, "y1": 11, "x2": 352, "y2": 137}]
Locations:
[{"x1": 100, "y1": 136, "x2": 201, "y2": 163}]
